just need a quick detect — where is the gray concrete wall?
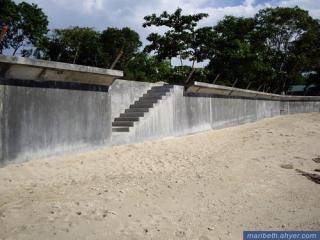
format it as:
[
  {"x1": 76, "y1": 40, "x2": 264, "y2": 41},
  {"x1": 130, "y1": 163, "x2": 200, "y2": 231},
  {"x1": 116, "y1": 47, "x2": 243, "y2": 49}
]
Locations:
[
  {"x1": 110, "y1": 79, "x2": 160, "y2": 121},
  {"x1": 1, "y1": 76, "x2": 320, "y2": 165},
  {"x1": 287, "y1": 101, "x2": 320, "y2": 114},
  {"x1": 280, "y1": 101, "x2": 320, "y2": 115},
  {"x1": 0, "y1": 80, "x2": 111, "y2": 165},
  {"x1": 113, "y1": 83, "x2": 319, "y2": 146}
]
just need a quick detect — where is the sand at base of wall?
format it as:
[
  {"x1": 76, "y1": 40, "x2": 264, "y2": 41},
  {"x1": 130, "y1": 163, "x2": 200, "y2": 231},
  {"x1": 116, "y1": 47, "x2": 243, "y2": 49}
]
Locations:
[{"x1": 0, "y1": 113, "x2": 320, "y2": 240}]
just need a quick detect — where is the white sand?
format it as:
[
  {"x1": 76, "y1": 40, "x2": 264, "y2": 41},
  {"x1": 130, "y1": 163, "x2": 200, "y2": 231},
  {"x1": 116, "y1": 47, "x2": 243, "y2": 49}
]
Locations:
[{"x1": 0, "y1": 113, "x2": 320, "y2": 240}]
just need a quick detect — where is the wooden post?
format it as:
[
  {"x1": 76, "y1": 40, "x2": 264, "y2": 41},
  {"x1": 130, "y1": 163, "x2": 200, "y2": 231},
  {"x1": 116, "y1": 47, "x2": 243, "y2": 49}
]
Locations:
[
  {"x1": 110, "y1": 50, "x2": 123, "y2": 69},
  {"x1": 232, "y1": 78, "x2": 238, "y2": 88},
  {"x1": 185, "y1": 68, "x2": 196, "y2": 85}
]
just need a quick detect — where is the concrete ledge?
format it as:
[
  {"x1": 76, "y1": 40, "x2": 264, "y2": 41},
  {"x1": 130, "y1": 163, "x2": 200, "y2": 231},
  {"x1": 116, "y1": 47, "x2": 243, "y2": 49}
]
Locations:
[
  {"x1": 188, "y1": 82, "x2": 320, "y2": 101},
  {"x1": 0, "y1": 55, "x2": 123, "y2": 86}
]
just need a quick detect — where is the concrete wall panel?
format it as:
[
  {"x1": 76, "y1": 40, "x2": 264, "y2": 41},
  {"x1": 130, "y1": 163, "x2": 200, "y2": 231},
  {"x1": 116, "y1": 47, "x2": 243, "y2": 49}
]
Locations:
[{"x1": 0, "y1": 83, "x2": 111, "y2": 165}]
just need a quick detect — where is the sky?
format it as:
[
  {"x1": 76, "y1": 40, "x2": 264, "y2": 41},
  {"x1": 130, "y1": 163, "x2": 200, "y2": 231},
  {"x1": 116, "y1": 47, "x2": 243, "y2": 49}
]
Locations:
[
  {"x1": 15, "y1": 0, "x2": 320, "y2": 41},
  {"x1": 13, "y1": 0, "x2": 320, "y2": 66}
]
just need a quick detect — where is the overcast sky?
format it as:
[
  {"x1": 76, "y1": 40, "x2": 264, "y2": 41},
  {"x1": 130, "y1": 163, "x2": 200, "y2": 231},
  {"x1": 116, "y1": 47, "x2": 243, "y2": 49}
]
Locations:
[
  {"x1": 13, "y1": 0, "x2": 320, "y2": 66},
  {"x1": 15, "y1": 0, "x2": 320, "y2": 42}
]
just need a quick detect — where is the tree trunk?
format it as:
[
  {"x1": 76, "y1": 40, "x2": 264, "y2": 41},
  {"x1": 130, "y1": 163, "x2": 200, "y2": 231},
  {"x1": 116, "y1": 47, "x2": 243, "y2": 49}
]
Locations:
[
  {"x1": 212, "y1": 73, "x2": 220, "y2": 84},
  {"x1": 12, "y1": 46, "x2": 20, "y2": 56},
  {"x1": 110, "y1": 49, "x2": 124, "y2": 69},
  {"x1": 73, "y1": 43, "x2": 80, "y2": 64},
  {"x1": 185, "y1": 60, "x2": 196, "y2": 84}
]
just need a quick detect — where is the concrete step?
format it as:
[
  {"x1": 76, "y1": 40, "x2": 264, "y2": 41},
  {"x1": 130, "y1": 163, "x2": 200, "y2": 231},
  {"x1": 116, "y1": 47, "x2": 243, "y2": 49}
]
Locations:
[
  {"x1": 131, "y1": 102, "x2": 154, "y2": 108},
  {"x1": 120, "y1": 112, "x2": 144, "y2": 117},
  {"x1": 125, "y1": 108, "x2": 149, "y2": 113},
  {"x1": 142, "y1": 96, "x2": 165, "y2": 101},
  {"x1": 113, "y1": 85, "x2": 173, "y2": 133},
  {"x1": 143, "y1": 92, "x2": 167, "y2": 98},
  {"x1": 151, "y1": 85, "x2": 173, "y2": 90},
  {"x1": 112, "y1": 127, "x2": 130, "y2": 132},
  {"x1": 112, "y1": 121, "x2": 135, "y2": 127},
  {"x1": 147, "y1": 89, "x2": 170, "y2": 94},
  {"x1": 114, "y1": 117, "x2": 140, "y2": 122},
  {"x1": 136, "y1": 99, "x2": 159, "y2": 104}
]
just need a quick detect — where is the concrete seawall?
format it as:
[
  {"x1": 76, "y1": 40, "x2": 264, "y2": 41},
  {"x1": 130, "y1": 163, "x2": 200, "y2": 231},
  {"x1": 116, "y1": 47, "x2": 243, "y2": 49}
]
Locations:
[
  {"x1": 110, "y1": 82, "x2": 320, "y2": 145},
  {"x1": 1, "y1": 56, "x2": 320, "y2": 165},
  {"x1": 0, "y1": 80, "x2": 112, "y2": 165},
  {"x1": 0, "y1": 56, "x2": 122, "y2": 165},
  {"x1": 112, "y1": 86, "x2": 282, "y2": 145}
]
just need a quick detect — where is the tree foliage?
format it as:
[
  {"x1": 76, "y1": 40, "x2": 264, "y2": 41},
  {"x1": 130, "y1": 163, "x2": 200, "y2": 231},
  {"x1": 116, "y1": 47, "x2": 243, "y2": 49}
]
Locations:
[
  {"x1": 143, "y1": 8, "x2": 211, "y2": 65},
  {"x1": 0, "y1": 0, "x2": 48, "y2": 55},
  {"x1": 101, "y1": 27, "x2": 142, "y2": 68},
  {"x1": 37, "y1": 27, "x2": 142, "y2": 69},
  {"x1": 124, "y1": 52, "x2": 171, "y2": 82},
  {"x1": 1, "y1": 2, "x2": 319, "y2": 93},
  {"x1": 206, "y1": 16, "x2": 258, "y2": 88},
  {"x1": 206, "y1": 7, "x2": 320, "y2": 93},
  {"x1": 38, "y1": 27, "x2": 105, "y2": 66}
]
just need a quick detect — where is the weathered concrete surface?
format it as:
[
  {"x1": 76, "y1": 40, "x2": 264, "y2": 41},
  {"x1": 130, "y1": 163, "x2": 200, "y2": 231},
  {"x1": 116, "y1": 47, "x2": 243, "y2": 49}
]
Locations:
[
  {"x1": 0, "y1": 56, "x2": 122, "y2": 165},
  {"x1": 287, "y1": 101, "x2": 320, "y2": 114},
  {"x1": 1, "y1": 73, "x2": 320, "y2": 165},
  {"x1": 0, "y1": 55, "x2": 123, "y2": 86},
  {"x1": 110, "y1": 79, "x2": 161, "y2": 121},
  {"x1": 0, "y1": 80, "x2": 111, "y2": 165},
  {"x1": 112, "y1": 81, "x2": 320, "y2": 146},
  {"x1": 188, "y1": 81, "x2": 320, "y2": 101}
]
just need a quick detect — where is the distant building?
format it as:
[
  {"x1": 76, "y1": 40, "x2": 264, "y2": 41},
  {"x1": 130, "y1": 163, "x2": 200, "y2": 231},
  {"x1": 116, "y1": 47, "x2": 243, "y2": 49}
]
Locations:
[
  {"x1": 287, "y1": 85, "x2": 306, "y2": 96},
  {"x1": 287, "y1": 84, "x2": 320, "y2": 96}
]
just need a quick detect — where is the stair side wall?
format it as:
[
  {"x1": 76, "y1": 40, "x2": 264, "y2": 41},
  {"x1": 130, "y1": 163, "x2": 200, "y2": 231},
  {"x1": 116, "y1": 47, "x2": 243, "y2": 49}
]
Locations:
[{"x1": 110, "y1": 79, "x2": 162, "y2": 121}]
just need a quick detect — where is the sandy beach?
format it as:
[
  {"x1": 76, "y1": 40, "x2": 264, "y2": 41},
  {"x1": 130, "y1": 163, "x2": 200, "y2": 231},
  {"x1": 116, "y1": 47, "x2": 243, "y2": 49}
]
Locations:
[{"x1": 0, "y1": 113, "x2": 319, "y2": 240}]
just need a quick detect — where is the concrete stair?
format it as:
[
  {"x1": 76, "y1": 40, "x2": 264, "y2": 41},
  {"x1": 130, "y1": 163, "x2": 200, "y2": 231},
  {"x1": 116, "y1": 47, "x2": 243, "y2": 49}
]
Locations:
[{"x1": 112, "y1": 84, "x2": 173, "y2": 133}]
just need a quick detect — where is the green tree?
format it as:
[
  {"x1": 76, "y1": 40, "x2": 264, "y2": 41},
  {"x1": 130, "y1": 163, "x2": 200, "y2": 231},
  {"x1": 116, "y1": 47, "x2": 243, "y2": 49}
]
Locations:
[
  {"x1": 124, "y1": 52, "x2": 171, "y2": 82},
  {"x1": 37, "y1": 27, "x2": 106, "y2": 67},
  {"x1": 253, "y1": 6, "x2": 318, "y2": 92},
  {"x1": 206, "y1": 7, "x2": 319, "y2": 93},
  {"x1": 101, "y1": 27, "x2": 142, "y2": 69},
  {"x1": 206, "y1": 16, "x2": 260, "y2": 88},
  {"x1": 143, "y1": 8, "x2": 211, "y2": 71},
  {"x1": 0, "y1": 0, "x2": 18, "y2": 53},
  {"x1": 0, "y1": 0, "x2": 48, "y2": 55},
  {"x1": 292, "y1": 19, "x2": 320, "y2": 86}
]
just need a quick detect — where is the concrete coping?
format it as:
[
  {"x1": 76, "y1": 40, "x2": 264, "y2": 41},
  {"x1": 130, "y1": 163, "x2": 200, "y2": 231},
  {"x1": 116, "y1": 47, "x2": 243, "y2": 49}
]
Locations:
[
  {"x1": 187, "y1": 81, "x2": 320, "y2": 101},
  {"x1": 0, "y1": 55, "x2": 123, "y2": 86}
]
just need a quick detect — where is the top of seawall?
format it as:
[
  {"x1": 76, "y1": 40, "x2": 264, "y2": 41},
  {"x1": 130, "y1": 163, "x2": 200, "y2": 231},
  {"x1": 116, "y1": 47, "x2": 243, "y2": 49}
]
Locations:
[
  {"x1": 0, "y1": 55, "x2": 123, "y2": 86},
  {"x1": 187, "y1": 81, "x2": 320, "y2": 101}
]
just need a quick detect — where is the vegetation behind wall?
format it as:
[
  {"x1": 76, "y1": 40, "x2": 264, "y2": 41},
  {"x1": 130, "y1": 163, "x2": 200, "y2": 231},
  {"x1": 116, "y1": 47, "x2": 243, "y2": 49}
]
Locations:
[{"x1": 0, "y1": 0, "x2": 319, "y2": 93}]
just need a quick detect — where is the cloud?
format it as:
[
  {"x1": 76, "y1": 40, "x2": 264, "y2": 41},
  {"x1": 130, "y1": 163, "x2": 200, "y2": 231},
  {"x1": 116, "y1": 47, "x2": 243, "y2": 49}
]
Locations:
[{"x1": 14, "y1": 0, "x2": 320, "y2": 46}]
